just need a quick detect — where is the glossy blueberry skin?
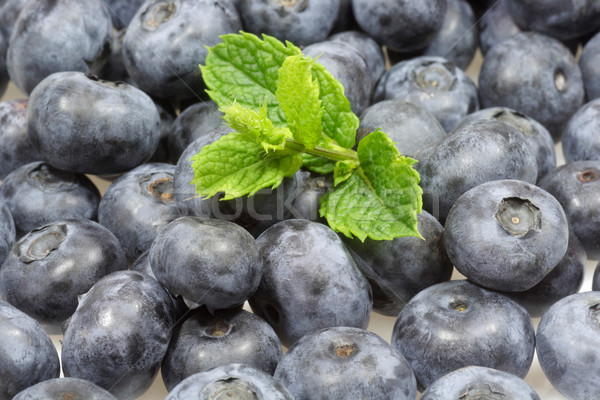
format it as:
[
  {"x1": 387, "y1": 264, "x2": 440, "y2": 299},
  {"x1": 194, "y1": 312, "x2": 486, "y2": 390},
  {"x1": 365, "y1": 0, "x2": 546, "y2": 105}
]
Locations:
[
  {"x1": 0, "y1": 202, "x2": 15, "y2": 266},
  {"x1": 392, "y1": 280, "x2": 535, "y2": 390},
  {"x1": 7, "y1": 0, "x2": 112, "y2": 95},
  {"x1": 444, "y1": 179, "x2": 569, "y2": 292},
  {"x1": 62, "y1": 270, "x2": 175, "y2": 400},
  {"x1": 0, "y1": 219, "x2": 127, "y2": 328},
  {"x1": 478, "y1": 0, "x2": 521, "y2": 55},
  {"x1": 165, "y1": 364, "x2": 294, "y2": 400},
  {"x1": 538, "y1": 160, "x2": 600, "y2": 259},
  {"x1": 102, "y1": 0, "x2": 146, "y2": 29},
  {"x1": 537, "y1": 291, "x2": 600, "y2": 399},
  {"x1": 249, "y1": 219, "x2": 372, "y2": 348},
  {"x1": 421, "y1": 366, "x2": 540, "y2": 400},
  {"x1": 562, "y1": 99, "x2": 600, "y2": 162},
  {"x1": 149, "y1": 217, "x2": 261, "y2": 311},
  {"x1": 0, "y1": 99, "x2": 42, "y2": 179},
  {"x1": 0, "y1": 162, "x2": 100, "y2": 237},
  {"x1": 161, "y1": 307, "x2": 282, "y2": 391},
  {"x1": 415, "y1": 120, "x2": 538, "y2": 223},
  {"x1": 98, "y1": 163, "x2": 187, "y2": 262},
  {"x1": 27, "y1": 72, "x2": 161, "y2": 174},
  {"x1": 423, "y1": 0, "x2": 478, "y2": 70},
  {"x1": 275, "y1": 326, "x2": 417, "y2": 400},
  {"x1": 0, "y1": 300, "x2": 60, "y2": 400},
  {"x1": 457, "y1": 107, "x2": 556, "y2": 181},
  {"x1": 344, "y1": 210, "x2": 453, "y2": 316},
  {"x1": 237, "y1": 0, "x2": 340, "y2": 47},
  {"x1": 501, "y1": 233, "x2": 585, "y2": 318},
  {"x1": 478, "y1": 32, "x2": 584, "y2": 140},
  {"x1": 352, "y1": 0, "x2": 446, "y2": 52},
  {"x1": 357, "y1": 100, "x2": 446, "y2": 158},
  {"x1": 327, "y1": 30, "x2": 386, "y2": 85},
  {"x1": 13, "y1": 378, "x2": 118, "y2": 400},
  {"x1": 580, "y1": 31, "x2": 600, "y2": 101},
  {"x1": 374, "y1": 56, "x2": 479, "y2": 132},
  {"x1": 123, "y1": 0, "x2": 241, "y2": 100},
  {"x1": 303, "y1": 41, "x2": 372, "y2": 116}
]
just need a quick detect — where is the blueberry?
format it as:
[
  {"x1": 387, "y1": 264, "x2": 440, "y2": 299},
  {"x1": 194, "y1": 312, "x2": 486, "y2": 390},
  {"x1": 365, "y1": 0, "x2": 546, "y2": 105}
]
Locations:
[
  {"x1": 593, "y1": 261, "x2": 600, "y2": 290},
  {"x1": 61, "y1": 270, "x2": 175, "y2": 400},
  {"x1": 561, "y1": 99, "x2": 600, "y2": 162},
  {"x1": 236, "y1": 0, "x2": 340, "y2": 47},
  {"x1": 478, "y1": 32, "x2": 584, "y2": 140},
  {"x1": 161, "y1": 307, "x2": 282, "y2": 391},
  {"x1": 165, "y1": 363, "x2": 293, "y2": 400},
  {"x1": 0, "y1": 162, "x2": 100, "y2": 237},
  {"x1": 415, "y1": 120, "x2": 538, "y2": 223},
  {"x1": 327, "y1": 30, "x2": 386, "y2": 85},
  {"x1": 392, "y1": 280, "x2": 535, "y2": 390},
  {"x1": 580, "y1": 31, "x2": 600, "y2": 101},
  {"x1": 421, "y1": 366, "x2": 540, "y2": 400},
  {"x1": 357, "y1": 100, "x2": 446, "y2": 158},
  {"x1": 0, "y1": 99, "x2": 42, "y2": 179},
  {"x1": 102, "y1": 0, "x2": 146, "y2": 29},
  {"x1": 0, "y1": 219, "x2": 127, "y2": 329},
  {"x1": 344, "y1": 210, "x2": 453, "y2": 316},
  {"x1": 537, "y1": 292, "x2": 600, "y2": 399},
  {"x1": 148, "y1": 102, "x2": 176, "y2": 163},
  {"x1": 478, "y1": 0, "x2": 521, "y2": 55},
  {"x1": 275, "y1": 326, "x2": 417, "y2": 400},
  {"x1": 249, "y1": 219, "x2": 372, "y2": 348},
  {"x1": 149, "y1": 217, "x2": 261, "y2": 311},
  {"x1": 13, "y1": 377, "x2": 118, "y2": 400},
  {"x1": 0, "y1": 0, "x2": 28, "y2": 40},
  {"x1": 538, "y1": 160, "x2": 600, "y2": 258},
  {"x1": 352, "y1": 0, "x2": 446, "y2": 53},
  {"x1": 98, "y1": 162, "x2": 187, "y2": 262},
  {"x1": 374, "y1": 56, "x2": 479, "y2": 132},
  {"x1": 98, "y1": 28, "x2": 130, "y2": 83},
  {"x1": 0, "y1": 300, "x2": 60, "y2": 400},
  {"x1": 123, "y1": 0, "x2": 242, "y2": 100},
  {"x1": 0, "y1": 202, "x2": 15, "y2": 266},
  {"x1": 444, "y1": 179, "x2": 569, "y2": 292},
  {"x1": 0, "y1": 29, "x2": 7, "y2": 99},
  {"x1": 7, "y1": 0, "x2": 112, "y2": 95},
  {"x1": 288, "y1": 170, "x2": 332, "y2": 222}
]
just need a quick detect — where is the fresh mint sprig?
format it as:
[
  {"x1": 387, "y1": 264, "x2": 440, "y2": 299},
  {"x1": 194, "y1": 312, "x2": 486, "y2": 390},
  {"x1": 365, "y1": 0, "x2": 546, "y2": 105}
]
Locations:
[{"x1": 192, "y1": 32, "x2": 423, "y2": 241}]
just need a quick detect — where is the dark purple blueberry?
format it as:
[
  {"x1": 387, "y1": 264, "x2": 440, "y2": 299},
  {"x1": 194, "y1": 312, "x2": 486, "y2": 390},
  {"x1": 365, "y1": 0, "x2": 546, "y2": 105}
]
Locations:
[
  {"x1": 478, "y1": 0, "x2": 522, "y2": 55},
  {"x1": 0, "y1": 202, "x2": 15, "y2": 266},
  {"x1": 580, "y1": 31, "x2": 600, "y2": 101},
  {"x1": 561, "y1": 99, "x2": 600, "y2": 162},
  {"x1": 327, "y1": 30, "x2": 386, "y2": 85},
  {"x1": 13, "y1": 377, "x2": 117, "y2": 400},
  {"x1": 249, "y1": 219, "x2": 372, "y2": 348},
  {"x1": 478, "y1": 32, "x2": 584, "y2": 140},
  {"x1": 102, "y1": 0, "x2": 146, "y2": 29},
  {"x1": 392, "y1": 280, "x2": 535, "y2": 390},
  {"x1": 7, "y1": 0, "x2": 112, "y2": 94},
  {"x1": 275, "y1": 326, "x2": 417, "y2": 400},
  {"x1": 161, "y1": 307, "x2": 282, "y2": 391},
  {"x1": 61, "y1": 270, "x2": 175, "y2": 400},
  {"x1": 0, "y1": 162, "x2": 100, "y2": 237}
]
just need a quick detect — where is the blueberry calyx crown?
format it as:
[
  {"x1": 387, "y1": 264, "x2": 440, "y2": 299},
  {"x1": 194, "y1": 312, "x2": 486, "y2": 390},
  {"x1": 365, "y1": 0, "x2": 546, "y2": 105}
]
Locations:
[
  {"x1": 143, "y1": 174, "x2": 175, "y2": 203},
  {"x1": 577, "y1": 170, "x2": 599, "y2": 183},
  {"x1": 16, "y1": 223, "x2": 68, "y2": 263},
  {"x1": 414, "y1": 61, "x2": 457, "y2": 92},
  {"x1": 28, "y1": 163, "x2": 76, "y2": 192},
  {"x1": 495, "y1": 197, "x2": 540, "y2": 239},
  {"x1": 143, "y1": 1, "x2": 177, "y2": 31},
  {"x1": 457, "y1": 381, "x2": 507, "y2": 399},
  {"x1": 204, "y1": 378, "x2": 260, "y2": 400}
]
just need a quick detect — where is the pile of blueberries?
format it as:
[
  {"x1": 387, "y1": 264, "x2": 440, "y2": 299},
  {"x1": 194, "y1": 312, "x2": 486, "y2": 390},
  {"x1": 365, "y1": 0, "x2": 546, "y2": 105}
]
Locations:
[{"x1": 1, "y1": 0, "x2": 600, "y2": 399}]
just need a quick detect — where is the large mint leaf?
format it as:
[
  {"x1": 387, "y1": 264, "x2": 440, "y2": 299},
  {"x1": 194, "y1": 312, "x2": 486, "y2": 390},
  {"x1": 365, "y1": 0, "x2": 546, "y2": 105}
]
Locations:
[{"x1": 319, "y1": 130, "x2": 423, "y2": 241}]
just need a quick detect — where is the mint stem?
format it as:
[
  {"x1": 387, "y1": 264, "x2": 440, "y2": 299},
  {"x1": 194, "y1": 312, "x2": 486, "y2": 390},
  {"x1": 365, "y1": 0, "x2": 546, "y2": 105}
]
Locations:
[{"x1": 285, "y1": 138, "x2": 359, "y2": 163}]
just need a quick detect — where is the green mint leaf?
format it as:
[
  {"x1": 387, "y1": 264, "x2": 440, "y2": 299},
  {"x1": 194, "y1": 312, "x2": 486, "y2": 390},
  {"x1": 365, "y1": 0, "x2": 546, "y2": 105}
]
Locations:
[
  {"x1": 190, "y1": 132, "x2": 303, "y2": 200},
  {"x1": 333, "y1": 160, "x2": 358, "y2": 186},
  {"x1": 301, "y1": 154, "x2": 336, "y2": 174},
  {"x1": 276, "y1": 54, "x2": 322, "y2": 149},
  {"x1": 319, "y1": 130, "x2": 423, "y2": 241}
]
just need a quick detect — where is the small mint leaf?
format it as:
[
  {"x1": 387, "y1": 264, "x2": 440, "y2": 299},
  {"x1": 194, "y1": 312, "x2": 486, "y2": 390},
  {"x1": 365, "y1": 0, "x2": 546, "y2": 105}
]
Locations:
[
  {"x1": 334, "y1": 160, "x2": 358, "y2": 186},
  {"x1": 301, "y1": 154, "x2": 336, "y2": 174}
]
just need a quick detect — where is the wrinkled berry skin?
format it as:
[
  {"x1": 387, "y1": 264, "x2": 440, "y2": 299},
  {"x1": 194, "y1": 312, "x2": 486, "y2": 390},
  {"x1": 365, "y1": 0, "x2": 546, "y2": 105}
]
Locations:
[
  {"x1": 444, "y1": 179, "x2": 569, "y2": 292},
  {"x1": 161, "y1": 307, "x2": 282, "y2": 391},
  {"x1": 538, "y1": 160, "x2": 600, "y2": 259},
  {"x1": 98, "y1": 163, "x2": 187, "y2": 262},
  {"x1": 415, "y1": 120, "x2": 537, "y2": 223},
  {"x1": 249, "y1": 219, "x2": 372, "y2": 348},
  {"x1": 236, "y1": 0, "x2": 340, "y2": 47},
  {"x1": 421, "y1": 366, "x2": 540, "y2": 400},
  {"x1": 27, "y1": 72, "x2": 161, "y2": 174},
  {"x1": 0, "y1": 203, "x2": 15, "y2": 266},
  {"x1": 0, "y1": 300, "x2": 60, "y2": 400},
  {"x1": 357, "y1": 100, "x2": 446, "y2": 158},
  {"x1": 537, "y1": 292, "x2": 600, "y2": 399},
  {"x1": 327, "y1": 30, "x2": 386, "y2": 85},
  {"x1": 0, "y1": 99, "x2": 42, "y2": 179},
  {"x1": 478, "y1": 32, "x2": 584, "y2": 140},
  {"x1": 62, "y1": 270, "x2": 175, "y2": 400},
  {"x1": 392, "y1": 280, "x2": 535, "y2": 390},
  {"x1": 344, "y1": 210, "x2": 452, "y2": 316},
  {"x1": 13, "y1": 377, "x2": 117, "y2": 400},
  {"x1": 478, "y1": 0, "x2": 521, "y2": 55},
  {"x1": 165, "y1": 364, "x2": 294, "y2": 400},
  {"x1": 275, "y1": 326, "x2": 417, "y2": 400},
  {"x1": 561, "y1": 99, "x2": 600, "y2": 163},
  {"x1": 123, "y1": 0, "x2": 241, "y2": 100},
  {"x1": 7, "y1": 0, "x2": 112, "y2": 95},
  {"x1": 0, "y1": 161, "x2": 100, "y2": 237},
  {"x1": 374, "y1": 56, "x2": 479, "y2": 132},
  {"x1": 149, "y1": 217, "x2": 261, "y2": 311},
  {"x1": 102, "y1": 0, "x2": 146, "y2": 29},
  {"x1": 352, "y1": 0, "x2": 446, "y2": 53},
  {"x1": 0, "y1": 219, "x2": 127, "y2": 328},
  {"x1": 580, "y1": 31, "x2": 600, "y2": 101}
]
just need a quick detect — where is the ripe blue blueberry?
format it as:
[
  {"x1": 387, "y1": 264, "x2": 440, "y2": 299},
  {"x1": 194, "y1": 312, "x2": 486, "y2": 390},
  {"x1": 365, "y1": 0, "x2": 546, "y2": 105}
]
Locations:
[
  {"x1": 580, "y1": 31, "x2": 600, "y2": 101},
  {"x1": 12, "y1": 377, "x2": 117, "y2": 400},
  {"x1": 561, "y1": 98, "x2": 600, "y2": 162}
]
